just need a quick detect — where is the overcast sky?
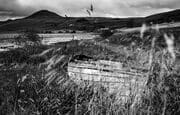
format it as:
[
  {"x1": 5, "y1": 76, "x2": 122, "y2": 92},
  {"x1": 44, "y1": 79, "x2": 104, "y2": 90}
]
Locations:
[{"x1": 0, "y1": 0, "x2": 179, "y2": 21}]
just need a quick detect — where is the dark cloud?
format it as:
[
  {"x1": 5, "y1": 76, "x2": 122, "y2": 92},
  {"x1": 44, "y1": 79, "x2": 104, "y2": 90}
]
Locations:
[
  {"x1": 0, "y1": 0, "x2": 35, "y2": 16},
  {"x1": 0, "y1": 0, "x2": 179, "y2": 21},
  {"x1": 0, "y1": 10, "x2": 23, "y2": 21}
]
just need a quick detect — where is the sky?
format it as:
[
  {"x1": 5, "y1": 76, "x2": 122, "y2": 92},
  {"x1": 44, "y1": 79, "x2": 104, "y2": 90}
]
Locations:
[{"x1": 0, "y1": 0, "x2": 179, "y2": 21}]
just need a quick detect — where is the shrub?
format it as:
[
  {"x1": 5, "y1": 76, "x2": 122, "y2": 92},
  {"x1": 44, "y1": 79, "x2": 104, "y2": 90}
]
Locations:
[
  {"x1": 100, "y1": 29, "x2": 113, "y2": 38},
  {"x1": 15, "y1": 29, "x2": 42, "y2": 46}
]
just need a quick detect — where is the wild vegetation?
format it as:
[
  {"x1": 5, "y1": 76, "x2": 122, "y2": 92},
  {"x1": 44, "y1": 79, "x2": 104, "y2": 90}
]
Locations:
[{"x1": 0, "y1": 26, "x2": 180, "y2": 115}]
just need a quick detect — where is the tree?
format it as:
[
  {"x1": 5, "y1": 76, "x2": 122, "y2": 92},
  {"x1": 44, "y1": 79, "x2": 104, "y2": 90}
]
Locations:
[
  {"x1": 23, "y1": 29, "x2": 42, "y2": 44},
  {"x1": 15, "y1": 29, "x2": 42, "y2": 46},
  {"x1": 100, "y1": 29, "x2": 113, "y2": 38}
]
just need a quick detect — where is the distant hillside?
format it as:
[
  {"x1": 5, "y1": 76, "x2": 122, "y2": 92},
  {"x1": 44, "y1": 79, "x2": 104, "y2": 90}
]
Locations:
[
  {"x1": 0, "y1": 9, "x2": 180, "y2": 33},
  {"x1": 145, "y1": 9, "x2": 180, "y2": 24},
  {"x1": 0, "y1": 19, "x2": 13, "y2": 25},
  {"x1": 0, "y1": 10, "x2": 141, "y2": 33},
  {"x1": 0, "y1": 10, "x2": 67, "y2": 32},
  {"x1": 25, "y1": 10, "x2": 63, "y2": 20},
  {"x1": 0, "y1": 21, "x2": 3, "y2": 25}
]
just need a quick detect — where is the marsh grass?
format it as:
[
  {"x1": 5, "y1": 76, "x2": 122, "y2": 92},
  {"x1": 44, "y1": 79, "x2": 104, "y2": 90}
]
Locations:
[{"x1": 0, "y1": 27, "x2": 180, "y2": 115}]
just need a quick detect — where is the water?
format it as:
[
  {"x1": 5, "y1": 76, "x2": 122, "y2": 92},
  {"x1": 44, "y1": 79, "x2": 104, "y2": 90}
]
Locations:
[
  {"x1": 41, "y1": 33, "x2": 96, "y2": 45},
  {"x1": 0, "y1": 33, "x2": 96, "y2": 52}
]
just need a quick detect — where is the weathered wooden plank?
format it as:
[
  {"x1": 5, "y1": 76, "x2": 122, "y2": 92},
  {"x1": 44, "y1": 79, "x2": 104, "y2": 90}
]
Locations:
[
  {"x1": 72, "y1": 60, "x2": 123, "y2": 69},
  {"x1": 69, "y1": 61, "x2": 145, "y2": 73},
  {"x1": 68, "y1": 60, "x2": 148, "y2": 99},
  {"x1": 68, "y1": 66, "x2": 145, "y2": 77}
]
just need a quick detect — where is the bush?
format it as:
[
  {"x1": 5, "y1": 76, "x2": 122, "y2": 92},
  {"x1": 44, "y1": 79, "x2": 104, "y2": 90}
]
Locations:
[
  {"x1": 100, "y1": 29, "x2": 113, "y2": 38},
  {"x1": 0, "y1": 45, "x2": 48, "y2": 65},
  {"x1": 15, "y1": 29, "x2": 42, "y2": 46}
]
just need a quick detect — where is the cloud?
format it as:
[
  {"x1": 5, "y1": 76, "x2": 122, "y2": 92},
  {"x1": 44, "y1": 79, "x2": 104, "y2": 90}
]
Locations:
[
  {"x1": 0, "y1": 0, "x2": 179, "y2": 20},
  {"x1": 14, "y1": 0, "x2": 144, "y2": 17},
  {"x1": 130, "y1": 0, "x2": 180, "y2": 9}
]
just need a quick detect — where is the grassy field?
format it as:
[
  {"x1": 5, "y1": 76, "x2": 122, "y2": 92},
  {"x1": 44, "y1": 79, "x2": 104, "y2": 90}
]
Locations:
[{"x1": 0, "y1": 27, "x2": 180, "y2": 115}]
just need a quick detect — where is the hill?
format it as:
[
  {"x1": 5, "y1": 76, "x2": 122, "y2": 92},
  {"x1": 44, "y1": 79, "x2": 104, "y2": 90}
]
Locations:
[
  {"x1": 145, "y1": 9, "x2": 180, "y2": 24},
  {"x1": 25, "y1": 10, "x2": 63, "y2": 20},
  {"x1": 0, "y1": 10, "x2": 67, "y2": 32},
  {"x1": 0, "y1": 9, "x2": 180, "y2": 33}
]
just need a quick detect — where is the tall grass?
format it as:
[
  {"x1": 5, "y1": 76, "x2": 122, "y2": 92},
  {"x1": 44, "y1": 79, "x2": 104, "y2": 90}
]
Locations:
[{"x1": 0, "y1": 26, "x2": 180, "y2": 115}]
